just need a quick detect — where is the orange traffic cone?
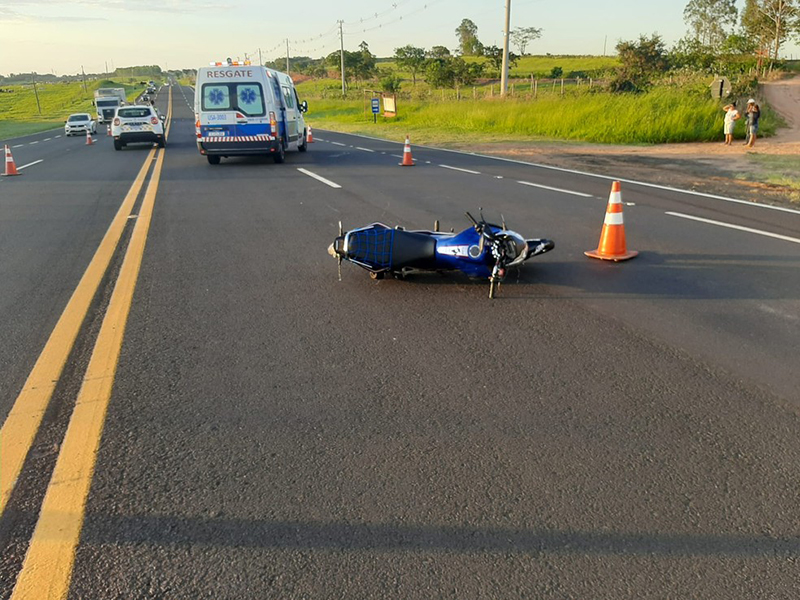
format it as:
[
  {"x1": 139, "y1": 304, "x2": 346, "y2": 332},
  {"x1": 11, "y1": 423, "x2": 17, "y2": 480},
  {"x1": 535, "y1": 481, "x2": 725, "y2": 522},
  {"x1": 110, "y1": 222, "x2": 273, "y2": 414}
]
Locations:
[
  {"x1": 306, "y1": 125, "x2": 314, "y2": 143},
  {"x1": 85, "y1": 129, "x2": 95, "y2": 146},
  {"x1": 585, "y1": 181, "x2": 638, "y2": 261},
  {"x1": 3, "y1": 144, "x2": 20, "y2": 176},
  {"x1": 399, "y1": 134, "x2": 414, "y2": 166}
]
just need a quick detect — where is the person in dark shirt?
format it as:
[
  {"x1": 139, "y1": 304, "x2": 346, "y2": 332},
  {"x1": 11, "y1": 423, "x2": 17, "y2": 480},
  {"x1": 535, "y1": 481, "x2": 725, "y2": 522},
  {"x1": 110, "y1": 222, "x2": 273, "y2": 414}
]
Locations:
[{"x1": 745, "y1": 99, "x2": 760, "y2": 148}]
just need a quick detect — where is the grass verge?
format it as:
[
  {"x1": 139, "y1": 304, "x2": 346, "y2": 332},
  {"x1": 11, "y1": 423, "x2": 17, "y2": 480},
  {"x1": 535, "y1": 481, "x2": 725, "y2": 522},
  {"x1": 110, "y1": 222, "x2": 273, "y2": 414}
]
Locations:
[
  {"x1": 303, "y1": 86, "x2": 779, "y2": 145},
  {"x1": 0, "y1": 78, "x2": 146, "y2": 140}
]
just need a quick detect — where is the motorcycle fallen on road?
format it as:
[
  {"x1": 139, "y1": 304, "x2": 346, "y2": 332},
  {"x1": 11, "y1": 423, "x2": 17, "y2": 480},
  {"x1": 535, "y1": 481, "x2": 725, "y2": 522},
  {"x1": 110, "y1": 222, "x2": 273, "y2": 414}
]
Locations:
[{"x1": 328, "y1": 211, "x2": 554, "y2": 299}]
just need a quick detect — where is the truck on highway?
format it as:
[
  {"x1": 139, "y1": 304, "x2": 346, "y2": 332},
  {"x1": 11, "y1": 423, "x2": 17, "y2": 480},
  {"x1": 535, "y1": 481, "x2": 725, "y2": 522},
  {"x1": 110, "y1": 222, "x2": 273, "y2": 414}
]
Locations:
[{"x1": 94, "y1": 88, "x2": 127, "y2": 123}]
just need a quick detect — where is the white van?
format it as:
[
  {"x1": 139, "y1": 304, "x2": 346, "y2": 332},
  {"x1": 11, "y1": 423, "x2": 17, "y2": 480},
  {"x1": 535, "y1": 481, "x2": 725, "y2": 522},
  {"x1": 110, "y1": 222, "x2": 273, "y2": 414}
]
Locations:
[{"x1": 195, "y1": 61, "x2": 308, "y2": 165}]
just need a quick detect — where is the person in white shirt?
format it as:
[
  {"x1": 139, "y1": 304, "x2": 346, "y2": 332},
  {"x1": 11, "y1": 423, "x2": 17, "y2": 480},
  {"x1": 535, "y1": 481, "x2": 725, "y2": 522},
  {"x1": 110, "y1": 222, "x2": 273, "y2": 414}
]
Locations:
[{"x1": 722, "y1": 103, "x2": 740, "y2": 146}]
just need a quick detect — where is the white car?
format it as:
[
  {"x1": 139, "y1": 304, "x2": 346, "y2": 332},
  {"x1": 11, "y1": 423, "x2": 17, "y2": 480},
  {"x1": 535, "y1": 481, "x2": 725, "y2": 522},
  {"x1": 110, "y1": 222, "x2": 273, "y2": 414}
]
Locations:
[
  {"x1": 64, "y1": 113, "x2": 97, "y2": 136},
  {"x1": 111, "y1": 105, "x2": 166, "y2": 150}
]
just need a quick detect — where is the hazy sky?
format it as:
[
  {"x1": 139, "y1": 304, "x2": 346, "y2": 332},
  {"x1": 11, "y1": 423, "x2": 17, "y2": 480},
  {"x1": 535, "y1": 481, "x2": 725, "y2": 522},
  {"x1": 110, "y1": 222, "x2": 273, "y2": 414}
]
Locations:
[{"x1": 1, "y1": 0, "x2": 798, "y2": 75}]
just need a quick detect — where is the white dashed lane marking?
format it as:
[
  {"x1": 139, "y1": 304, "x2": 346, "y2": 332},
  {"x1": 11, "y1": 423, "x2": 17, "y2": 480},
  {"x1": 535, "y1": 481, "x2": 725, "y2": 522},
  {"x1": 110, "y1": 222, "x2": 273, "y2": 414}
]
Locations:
[
  {"x1": 440, "y1": 164, "x2": 480, "y2": 175},
  {"x1": 297, "y1": 168, "x2": 342, "y2": 189},
  {"x1": 18, "y1": 159, "x2": 44, "y2": 170},
  {"x1": 666, "y1": 212, "x2": 800, "y2": 245},
  {"x1": 518, "y1": 180, "x2": 593, "y2": 198}
]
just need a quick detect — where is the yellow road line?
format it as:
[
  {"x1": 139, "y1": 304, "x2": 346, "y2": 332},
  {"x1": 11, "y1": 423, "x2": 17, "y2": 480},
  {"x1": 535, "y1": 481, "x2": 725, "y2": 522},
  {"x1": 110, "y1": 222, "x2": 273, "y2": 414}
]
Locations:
[
  {"x1": 10, "y1": 94, "x2": 171, "y2": 598},
  {"x1": 0, "y1": 146, "x2": 156, "y2": 517}
]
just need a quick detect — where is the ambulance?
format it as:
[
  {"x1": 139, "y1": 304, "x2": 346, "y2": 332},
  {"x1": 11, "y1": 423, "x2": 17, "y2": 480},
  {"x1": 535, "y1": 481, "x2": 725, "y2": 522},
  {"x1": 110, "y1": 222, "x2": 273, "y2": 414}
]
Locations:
[{"x1": 195, "y1": 60, "x2": 309, "y2": 165}]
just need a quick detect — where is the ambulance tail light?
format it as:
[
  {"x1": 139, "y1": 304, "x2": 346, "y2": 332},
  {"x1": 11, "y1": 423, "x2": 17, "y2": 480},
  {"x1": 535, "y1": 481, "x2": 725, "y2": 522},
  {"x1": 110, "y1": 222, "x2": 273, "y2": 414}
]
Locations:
[
  {"x1": 150, "y1": 116, "x2": 159, "y2": 125},
  {"x1": 195, "y1": 119, "x2": 201, "y2": 138},
  {"x1": 269, "y1": 111, "x2": 277, "y2": 135}
]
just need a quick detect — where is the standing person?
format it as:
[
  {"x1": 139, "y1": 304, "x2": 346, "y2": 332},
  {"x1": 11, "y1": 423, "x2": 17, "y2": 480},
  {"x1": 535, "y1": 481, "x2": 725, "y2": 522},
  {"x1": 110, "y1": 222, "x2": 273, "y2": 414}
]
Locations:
[
  {"x1": 723, "y1": 103, "x2": 740, "y2": 146},
  {"x1": 744, "y1": 99, "x2": 760, "y2": 148}
]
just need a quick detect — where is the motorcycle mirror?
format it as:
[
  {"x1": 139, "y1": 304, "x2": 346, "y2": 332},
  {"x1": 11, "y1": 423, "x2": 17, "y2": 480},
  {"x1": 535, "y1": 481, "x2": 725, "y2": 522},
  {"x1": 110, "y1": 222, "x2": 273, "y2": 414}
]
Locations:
[
  {"x1": 501, "y1": 214, "x2": 506, "y2": 230},
  {"x1": 465, "y1": 211, "x2": 479, "y2": 228}
]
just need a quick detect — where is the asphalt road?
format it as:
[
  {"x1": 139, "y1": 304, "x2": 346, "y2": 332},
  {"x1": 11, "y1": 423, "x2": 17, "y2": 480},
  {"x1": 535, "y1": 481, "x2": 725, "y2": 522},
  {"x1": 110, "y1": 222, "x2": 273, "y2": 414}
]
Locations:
[{"x1": 1, "y1": 84, "x2": 799, "y2": 599}]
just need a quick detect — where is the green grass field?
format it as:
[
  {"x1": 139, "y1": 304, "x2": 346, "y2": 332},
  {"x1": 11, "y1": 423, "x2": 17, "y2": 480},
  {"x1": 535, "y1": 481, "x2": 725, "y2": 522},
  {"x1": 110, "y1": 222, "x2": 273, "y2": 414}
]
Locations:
[
  {"x1": 300, "y1": 84, "x2": 779, "y2": 145},
  {"x1": 0, "y1": 78, "x2": 146, "y2": 140},
  {"x1": 378, "y1": 55, "x2": 620, "y2": 79}
]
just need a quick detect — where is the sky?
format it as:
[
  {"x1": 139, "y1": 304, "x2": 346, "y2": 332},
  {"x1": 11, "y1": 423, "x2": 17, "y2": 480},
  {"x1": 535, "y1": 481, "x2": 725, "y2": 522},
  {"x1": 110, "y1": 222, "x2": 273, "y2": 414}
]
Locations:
[{"x1": 1, "y1": 0, "x2": 798, "y2": 76}]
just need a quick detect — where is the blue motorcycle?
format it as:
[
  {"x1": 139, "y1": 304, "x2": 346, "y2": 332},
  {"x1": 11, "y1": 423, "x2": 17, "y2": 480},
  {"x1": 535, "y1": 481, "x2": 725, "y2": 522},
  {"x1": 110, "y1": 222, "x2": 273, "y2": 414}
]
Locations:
[{"x1": 328, "y1": 211, "x2": 554, "y2": 298}]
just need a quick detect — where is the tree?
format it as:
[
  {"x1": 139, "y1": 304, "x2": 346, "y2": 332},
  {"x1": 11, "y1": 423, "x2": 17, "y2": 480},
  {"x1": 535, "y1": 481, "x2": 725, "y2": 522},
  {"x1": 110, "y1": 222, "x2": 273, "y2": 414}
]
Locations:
[
  {"x1": 394, "y1": 45, "x2": 426, "y2": 86},
  {"x1": 482, "y1": 45, "x2": 519, "y2": 74},
  {"x1": 510, "y1": 27, "x2": 543, "y2": 55},
  {"x1": 355, "y1": 41, "x2": 378, "y2": 80},
  {"x1": 758, "y1": 0, "x2": 800, "y2": 61},
  {"x1": 428, "y1": 46, "x2": 452, "y2": 59},
  {"x1": 741, "y1": 0, "x2": 774, "y2": 62},
  {"x1": 612, "y1": 34, "x2": 669, "y2": 92},
  {"x1": 451, "y1": 58, "x2": 484, "y2": 87},
  {"x1": 683, "y1": 0, "x2": 738, "y2": 49},
  {"x1": 425, "y1": 58, "x2": 455, "y2": 88},
  {"x1": 455, "y1": 18, "x2": 483, "y2": 56}
]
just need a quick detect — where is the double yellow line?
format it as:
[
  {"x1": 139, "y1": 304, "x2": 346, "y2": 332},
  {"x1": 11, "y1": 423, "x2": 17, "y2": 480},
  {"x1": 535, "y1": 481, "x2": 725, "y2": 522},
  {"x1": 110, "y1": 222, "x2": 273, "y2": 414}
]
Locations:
[{"x1": 3, "y1": 86, "x2": 173, "y2": 599}]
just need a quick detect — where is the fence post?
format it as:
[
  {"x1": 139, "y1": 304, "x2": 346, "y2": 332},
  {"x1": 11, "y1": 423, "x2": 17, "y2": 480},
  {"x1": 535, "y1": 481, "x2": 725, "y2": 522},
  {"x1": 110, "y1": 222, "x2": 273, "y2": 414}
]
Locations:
[
  {"x1": 490, "y1": 85, "x2": 494, "y2": 97},
  {"x1": 561, "y1": 78, "x2": 564, "y2": 96},
  {"x1": 534, "y1": 78, "x2": 538, "y2": 98},
  {"x1": 589, "y1": 78, "x2": 593, "y2": 89},
  {"x1": 552, "y1": 79, "x2": 557, "y2": 93},
  {"x1": 473, "y1": 86, "x2": 476, "y2": 100},
  {"x1": 511, "y1": 83, "x2": 515, "y2": 96},
  {"x1": 530, "y1": 74, "x2": 534, "y2": 93}
]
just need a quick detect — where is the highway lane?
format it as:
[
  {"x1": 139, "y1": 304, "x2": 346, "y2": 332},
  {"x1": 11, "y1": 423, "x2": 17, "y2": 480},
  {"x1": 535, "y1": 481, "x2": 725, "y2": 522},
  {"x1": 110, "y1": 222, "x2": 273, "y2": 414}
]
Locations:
[
  {"x1": 1, "y1": 84, "x2": 798, "y2": 598},
  {"x1": 0, "y1": 88, "x2": 171, "y2": 422},
  {"x1": 23, "y1": 86, "x2": 790, "y2": 599},
  {"x1": 0, "y1": 125, "x2": 155, "y2": 423},
  {"x1": 287, "y1": 130, "x2": 800, "y2": 403}
]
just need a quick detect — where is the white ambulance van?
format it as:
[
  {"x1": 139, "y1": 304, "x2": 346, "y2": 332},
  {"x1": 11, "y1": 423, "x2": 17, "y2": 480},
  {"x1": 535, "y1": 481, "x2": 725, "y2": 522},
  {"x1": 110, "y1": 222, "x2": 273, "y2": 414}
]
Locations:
[{"x1": 195, "y1": 61, "x2": 309, "y2": 165}]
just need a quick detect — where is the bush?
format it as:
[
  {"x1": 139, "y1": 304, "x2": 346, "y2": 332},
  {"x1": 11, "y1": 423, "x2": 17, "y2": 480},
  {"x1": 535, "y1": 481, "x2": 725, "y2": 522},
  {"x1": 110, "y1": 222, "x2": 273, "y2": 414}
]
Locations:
[{"x1": 380, "y1": 72, "x2": 402, "y2": 94}]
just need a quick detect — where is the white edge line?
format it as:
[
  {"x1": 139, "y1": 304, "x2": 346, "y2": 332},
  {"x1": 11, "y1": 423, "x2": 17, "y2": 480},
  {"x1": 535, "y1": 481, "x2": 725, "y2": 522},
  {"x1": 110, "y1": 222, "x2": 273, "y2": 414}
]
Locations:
[
  {"x1": 17, "y1": 159, "x2": 44, "y2": 170},
  {"x1": 12, "y1": 144, "x2": 23, "y2": 148},
  {"x1": 330, "y1": 141, "x2": 346, "y2": 147},
  {"x1": 666, "y1": 212, "x2": 800, "y2": 245},
  {"x1": 29, "y1": 141, "x2": 39, "y2": 145},
  {"x1": 297, "y1": 168, "x2": 342, "y2": 189},
  {"x1": 440, "y1": 164, "x2": 481, "y2": 175},
  {"x1": 315, "y1": 129, "x2": 800, "y2": 217},
  {"x1": 518, "y1": 180, "x2": 594, "y2": 198},
  {"x1": 355, "y1": 147, "x2": 375, "y2": 153}
]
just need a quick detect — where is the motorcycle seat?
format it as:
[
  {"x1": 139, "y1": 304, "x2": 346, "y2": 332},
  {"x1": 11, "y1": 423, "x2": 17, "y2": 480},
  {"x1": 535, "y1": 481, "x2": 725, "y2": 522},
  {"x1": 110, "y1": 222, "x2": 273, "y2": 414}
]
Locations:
[{"x1": 391, "y1": 230, "x2": 437, "y2": 269}]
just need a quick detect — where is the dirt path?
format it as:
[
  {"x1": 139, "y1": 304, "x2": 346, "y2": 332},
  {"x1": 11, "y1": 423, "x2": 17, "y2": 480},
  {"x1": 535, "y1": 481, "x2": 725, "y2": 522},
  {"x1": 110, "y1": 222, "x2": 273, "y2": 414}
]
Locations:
[
  {"x1": 459, "y1": 75, "x2": 800, "y2": 207},
  {"x1": 760, "y1": 74, "x2": 800, "y2": 142}
]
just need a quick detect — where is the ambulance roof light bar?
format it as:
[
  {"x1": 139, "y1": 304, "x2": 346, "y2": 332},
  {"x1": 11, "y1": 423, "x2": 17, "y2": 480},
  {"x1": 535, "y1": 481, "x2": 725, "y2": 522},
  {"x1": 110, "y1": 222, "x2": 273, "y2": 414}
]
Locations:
[{"x1": 209, "y1": 59, "x2": 252, "y2": 66}]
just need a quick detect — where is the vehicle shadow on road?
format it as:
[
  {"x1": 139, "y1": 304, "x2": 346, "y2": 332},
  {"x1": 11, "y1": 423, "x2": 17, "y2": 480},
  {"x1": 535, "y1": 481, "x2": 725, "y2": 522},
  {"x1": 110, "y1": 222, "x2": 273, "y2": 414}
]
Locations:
[{"x1": 73, "y1": 513, "x2": 799, "y2": 558}]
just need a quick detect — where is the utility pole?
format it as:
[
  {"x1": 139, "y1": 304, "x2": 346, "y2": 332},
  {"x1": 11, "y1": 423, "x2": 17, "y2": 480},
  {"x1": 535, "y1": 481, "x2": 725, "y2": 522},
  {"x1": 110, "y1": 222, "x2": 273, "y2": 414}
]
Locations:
[
  {"x1": 338, "y1": 20, "x2": 346, "y2": 97},
  {"x1": 105, "y1": 61, "x2": 108, "y2": 77},
  {"x1": 81, "y1": 65, "x2": 87, "y2": 93},
  {"x1": 32, "y1": 72, "x2": 42, "y2": 115},
  {"x1": 286, "y1": 38, "x2": 290, "y2": 73},
  {"x1": 603, "y1": 35, "x2": 607, "y2": 56},
  {"x1": 500, "y1": 0, "x2": 511, "y2": 96},
  {"x1": 259, "y1": 47, "x2": 262, "y2": 66}
]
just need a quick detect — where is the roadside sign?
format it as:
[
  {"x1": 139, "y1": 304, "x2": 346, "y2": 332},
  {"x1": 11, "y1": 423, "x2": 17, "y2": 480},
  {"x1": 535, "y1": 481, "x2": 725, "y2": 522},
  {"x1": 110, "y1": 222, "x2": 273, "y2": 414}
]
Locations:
[
  {"x1": 710, "y1": 76, "x2": 731, "y2": 100},
  {"x1": 371, "y1": 98, "x2": 380, "y2": 114},
  {"x1": 383, "y1": 95, "x2": 397, "y2": 118}
]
